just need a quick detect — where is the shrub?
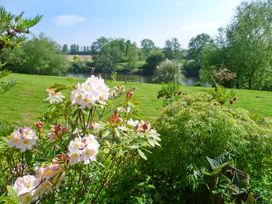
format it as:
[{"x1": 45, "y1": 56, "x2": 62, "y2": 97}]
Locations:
[
  {"x1": 153, "y1": 59, "x2": 185, "y2": 84},
  {"x1": 157, "y1": 83, "x2": 183, "y2": 106},
  {"x1": 145, "y1": 94, "x2": 272, "y2": 203},
  {"x1": 0, "y1": 76, "x2": 160, "y2": 203},
  {"x1": 1, "y1": 34, "x2": 69, "y2": 75},
  {"x1": 141, "y1": 50, "x2": 165, "y2": 75},
  {"x1": 207, "y1": 83, "x2": 236, "y2": 105}
]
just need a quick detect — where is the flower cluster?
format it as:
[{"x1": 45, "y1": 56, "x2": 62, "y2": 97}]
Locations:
[
  {"x1": 13, "y1": 175, "x2": 41, "y2": 203},
  {"x1": 47, "y1": 124, "x2": 68, "y2": 141},
  {"x1": 127, "y1": 119, "x2": 150, "y2": 132},
  {"x1": 8, "y1": 127, "x2": 38, "y2": 152},
  {"x1": 68, "y1": 134, "x2": 100, "y2": 165},
  {"x1": 46, "y1": 88, "x2": 65, "y2": 104},
  {"x1": 109, "y1": 85, "x2": 125, "y2": 98},
  {"x1": 13, "y1": 163, "x2": 62, "y2": 203},
  {"x1": 70, "y1": 75, "x2": 110, "y2": 109},
  {"x1": 36, "y1": 163, "x2": 61, "y2": 180}
]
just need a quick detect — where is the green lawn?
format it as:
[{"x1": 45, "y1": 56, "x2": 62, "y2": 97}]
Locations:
[{"x1": 0, "y1": 73, "x2": 271, "y2": 125}]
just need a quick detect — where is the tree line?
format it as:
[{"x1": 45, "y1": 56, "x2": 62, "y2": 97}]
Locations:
[{"x1": 1, "y1": 0, "x2": 272, "y2": 90}]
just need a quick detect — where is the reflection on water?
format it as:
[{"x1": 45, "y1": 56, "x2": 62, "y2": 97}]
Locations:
[{"x1": 65, "y1": 72, "x2": 199, "y2": 86}]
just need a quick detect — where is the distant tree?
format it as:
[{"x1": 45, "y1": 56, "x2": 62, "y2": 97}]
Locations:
[
  {"x1": 93, "y1": 38, "x2": 127, "y2": 72},
  {"x1": 125, "y1": 40, "x2": 139, "y2": 69},
  {"x1": 141, "y1": 39, "x2": 156, "y2": 59},
  {"x1": 90, "y1": 36, "x2": 109, "y2": 55},
  {"x1": 163, "y1": 37, "x2": 183, "y2": 60},
  {"x1": 70, "y1": 44, "x2": 77, "y2": 54},
  {"x1": 200, "y1": 1, "x2": 272, "y2": 90},
  {"x1": 142, "y1": 50, "x2": 165, "y2": 75},
  {"x1": 188, "y1": 33, "x2": 213, "y2": 64},
  {"x1": 62, "y1": 44, "x2": 69, "y2": 54},
  {"x1": 153, "y1": 59, "x2": 184, "y2": 84},
  {"x1": 184, "y1": 33, "x2": 214, "y2": 78},
  {"x1": 225, "y1": 1, "x2": 272, "y2": 89},
  {"x1": 2, "y1": 34, "x2": 69, "y2": 75}
]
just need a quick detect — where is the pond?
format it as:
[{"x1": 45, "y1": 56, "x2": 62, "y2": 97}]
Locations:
[{"x1": 65, "y1": 72, "x2": 199, "y2": 86}]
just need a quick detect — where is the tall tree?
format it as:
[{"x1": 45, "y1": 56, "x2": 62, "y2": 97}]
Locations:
[
  {"x1": 225, "y1": 1, "x2": 272, "y2": 89},
  {"x1": 185, "y1": 33, "x2": 214, "y2": 77},
  {"x1": 90, "y1": 36, "x2": 109, "y2": 55},
  {"x1": 188, "y1": 33, "x2": 213, "y2": 64},
  {"x1": 62, "y1": 44, "x2": 69, "y2": 54},
  {"x1": 2, "y1": 34, "x2": 68, "y2": 75},
  {"x1": 163, "y1": 37, "x2": 183, "y2": 60},
  {"x1": 141, "y1": 39, "x2": 156, "y2": 59},
  {"x1": 142, "y1": 50, "x2": 165, "y2": 75}
]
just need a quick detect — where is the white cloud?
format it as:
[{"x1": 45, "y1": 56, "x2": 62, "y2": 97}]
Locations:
[{"x1": 53, "y1": 15, "x2": 86, "y2": 27}]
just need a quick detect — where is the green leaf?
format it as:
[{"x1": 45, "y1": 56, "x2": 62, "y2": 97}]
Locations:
[
  {"x1": 49, "y1": 83, "x2": 67, "y2": 92},
  {"x1": 102, "y1": 130, "x2": 110, "y2": 138},
  {"x1": 137, "y1": 149, "x2": 147, "y2": 160},
  {"x1": 114, "y1": 128, "x2": 120, "y2": 138},
  {"x1": 25, "y1": 150, "x2": 33, "y2": 166},
  {"x1": 7, "y1": 185, "x2": 19, "y2": 203}
]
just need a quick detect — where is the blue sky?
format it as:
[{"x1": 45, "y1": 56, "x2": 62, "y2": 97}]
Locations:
[{"x1": 1, "y1": 0, "x2": 244, "y2": 48}]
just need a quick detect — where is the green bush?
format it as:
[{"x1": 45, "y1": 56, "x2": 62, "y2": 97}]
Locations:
[
  {"x1": 1, "y1": 34, "x2": 69, "y2": 75},
  {"x1": 157, "y1": 83, "x2": 183, "y2": 106},
  {"x1": 145, "y1": 94, "x2": 272, "y2": 203},
  {"x1": 153, "y1": 59, "x2": 184, "y2": 84},
  {"x1": 141, "y1": 50, "x2": 165, "y2": 75}
]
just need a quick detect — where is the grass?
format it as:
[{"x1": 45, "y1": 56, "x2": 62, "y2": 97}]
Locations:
[{"x1": 0, "y1": 73, "x2": 271, "y2": 126}]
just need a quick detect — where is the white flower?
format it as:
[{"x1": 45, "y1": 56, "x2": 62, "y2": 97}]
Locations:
[
  {"x1": 109, "y1": 85, "x2": 124, "y2": 98},
  {"x1": 8, "y1": 127, "x2": 37, "y2": 152},
  {"x1": 68, "y1": 134, "x2": 100, "y2": 165},
  {"x1": 35, "y1": 164, "x2": 60, "y2": 180},
  {"x1": 127, "y1": 118, "x2": 139, "y2": 127},
  {"x1": 70, "y1": 75, "x2": 110, "y2": 109},
  {"x1": 13, "y1": 175, "x2": 41, "y2": 203},
  {"x1": 91, "y1": 122, "x2": 104, "y2": 133},
  {"x1": 46, "y1": 89, "x2": 65, "y2": 104}
]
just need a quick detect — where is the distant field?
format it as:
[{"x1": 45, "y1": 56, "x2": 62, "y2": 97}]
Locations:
[
  {"x1": 0, "y1": 73, "x2": 271, "y2": 125},
  {"x1": 66, "y1": 55, "x2": 93, "y2": 62}
]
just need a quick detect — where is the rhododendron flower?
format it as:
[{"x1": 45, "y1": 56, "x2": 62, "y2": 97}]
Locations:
[
  {"x1": 109, "y1": 112, "x2": 122, "y2": 124},
  {"x1": 127, "y1": 119, "x2": 156, "y2": 133},
  {"x1": 13, "y1": 175, "x2": 41, "y2": 203},
  {"x1": 34, "y1": 121, "x2": 43, "y2": 133},
  {"x1": 91, "y1": 122, "x2": 104, "y2": 133},
  {"x1": 46, "y1": 88, "x2": 65, "y2": 104},
  {"x1": 70, "y1": 75, "x2": 110, "y2": 109},
  {"x1": 135, "y1": 120, "x2": 151, "y2": 132},
  {"x1": 109, "y1": 85, "x2": 124, "y2": 98},
  {"x1": 36, "y1": 164, "x2": 61, "y2": 180},
  {"x1": 8, "y1": 127, "x2": 37, "y2": 152},
  {"x1": 68, "y1": 134, "x2": 100, "y2": 165},
  {"x1": 126, "y1": 90, "x2": 133, "y2": 99},
  {"x1": 48, "y1": 124, "x2": 68, "y2": 141},
  {"x1": 117, "y1": 106, "x2": 131, "y2": 113}
]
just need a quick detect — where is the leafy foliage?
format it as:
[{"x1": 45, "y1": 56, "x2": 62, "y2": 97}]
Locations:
[
  {"x1": 157, "y1": 82, "x2": 183, "y2": 106},
  {"x1": 0, "y1": 7, "x2": 42, "y2": 51},
  {"x1": 200, "y1": 1, "x2": 272, "y2": 90},
  {"x1": 153, "y1": 59, "x2": 185, "y2": 84},
  {"x1": 144, "y1": 94, "x2": 272, "y2": 203},
  {"x1": 141, "y1": 50, "x2": 165, "y2": 75},
  {"x1": 0, "y1": 76, "x2": 160, "y2": 203},
  {"x1": 0, "y1": 6, "x2": 41, "y2": 94},
  {"x1": 1, "y1": 34, "x2": 69, "y2": 75},
  {"x1": 207, "y1": 83, "x2": 236, "y2": 105}
]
